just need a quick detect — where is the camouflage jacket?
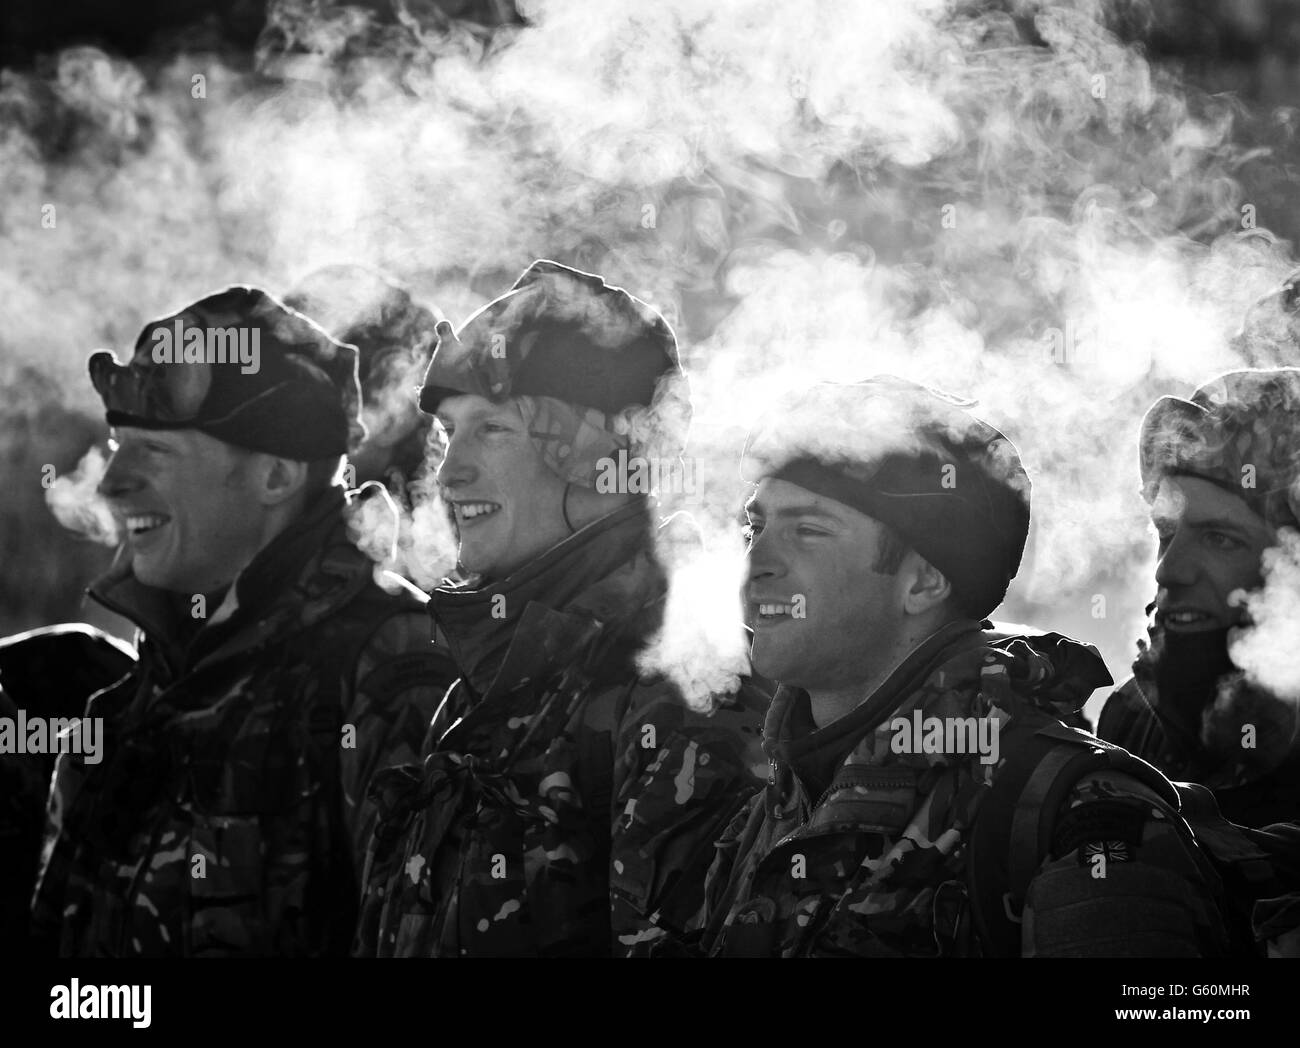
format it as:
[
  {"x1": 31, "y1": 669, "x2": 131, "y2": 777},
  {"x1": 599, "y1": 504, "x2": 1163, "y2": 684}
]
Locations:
[
  {"x1": 31, "y1": 485, "x2": 454, "y2": 956},
  {"x1": 1099, "y1": 631, "x2": 1300, "y2": 828},
  {"x1": 355, "y1": 502, "x2": 769, "y2": 957},
  {"x1": 698, "y1": 621, "x2": 1225, "y2": 957}
]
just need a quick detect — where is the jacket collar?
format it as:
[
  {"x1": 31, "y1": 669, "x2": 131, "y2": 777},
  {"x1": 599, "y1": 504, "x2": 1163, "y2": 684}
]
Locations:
[
  {"x1": 428, "y1": 500, "x2": 662, "y2": 698},
  {"x1": 763, "y1": 619, "x2": 985, "y2": 754},
  {"x1": 88, "y1": 484, "x2": 388, "y2": 679},
  {"x1": 763, "y1": 620, "x2": 1113, "y2": 798}
]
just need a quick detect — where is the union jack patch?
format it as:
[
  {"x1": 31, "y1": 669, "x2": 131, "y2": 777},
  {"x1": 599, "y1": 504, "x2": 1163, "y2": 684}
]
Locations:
[{"x1": 1080, "y1": 839, "x2": 1131, "y2": 865}]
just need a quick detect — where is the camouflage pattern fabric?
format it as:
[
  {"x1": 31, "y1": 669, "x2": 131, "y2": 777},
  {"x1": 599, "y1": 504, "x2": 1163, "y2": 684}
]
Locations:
[
  {"x1": 30, "y1": 484, "x2": 455, "y2": 956},
  {"x1": 354, "y1": 502, "x2": 769, "y2": 956},
  {"x1": 514, "y1": 394, "x2": 629, "y2": 489},
  {"x1": 693, "y1": 625, "x2": 1224, "y2": 957},
  {"x1": 1139, "y1": 367, "x2": 1300, "y2": 530}
]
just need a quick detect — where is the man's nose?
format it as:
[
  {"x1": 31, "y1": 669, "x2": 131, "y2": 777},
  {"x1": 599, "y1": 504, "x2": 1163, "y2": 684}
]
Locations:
[
  {"x1": 96, "y1": 446, "x2": 142, "y2": 500},
  {"x1": 747, "y1": 527, "x2": 786, "y2": 585},
  {"x1": 435, "y1": 434, "x2": 477, "y2": 491},
  {"x1": 1154, "y1": 527, "x2": 1198, "y2": 591}
]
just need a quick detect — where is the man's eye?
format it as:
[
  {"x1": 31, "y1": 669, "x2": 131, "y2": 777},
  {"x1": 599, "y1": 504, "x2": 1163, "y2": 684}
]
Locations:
[
  {"x1": 1205, "y1": 531, "x2": 1245, "y2": 552},
  {"x1": 742, "y1": 520, "x2": 764, "y2": 541},
  {"x1": 796, "y1": 525, "x2": 828, "y2": 537}
]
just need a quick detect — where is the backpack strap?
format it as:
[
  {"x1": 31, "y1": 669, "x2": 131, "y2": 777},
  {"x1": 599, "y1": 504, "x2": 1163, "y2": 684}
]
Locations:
[{"x1": 968, "y1": 713, "x2": 1182, "y2": 957}]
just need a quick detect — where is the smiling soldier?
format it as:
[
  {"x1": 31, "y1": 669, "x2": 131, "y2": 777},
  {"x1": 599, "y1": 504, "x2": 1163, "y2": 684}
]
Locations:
[
  {"x1": 31, "y1": 286, "x2": 454, "y2": 956},
  {"x1": 689, "y1": 377, "x2": 1225, "y2": 958},
  {"x1": 1098, "y1": 368, "x2": 1300, "y2": 827},
  {"x1": 354, "y1": 259, "x2": 767, "y2": 957}
]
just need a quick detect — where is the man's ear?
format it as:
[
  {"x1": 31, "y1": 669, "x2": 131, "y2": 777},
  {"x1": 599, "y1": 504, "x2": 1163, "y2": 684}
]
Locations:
[
  {"x1": 900, "y1": 551, "x2": 952, "y2": 617},
  {"x1": 256, "y1": 454, "x2": 310, "y2": 507}
]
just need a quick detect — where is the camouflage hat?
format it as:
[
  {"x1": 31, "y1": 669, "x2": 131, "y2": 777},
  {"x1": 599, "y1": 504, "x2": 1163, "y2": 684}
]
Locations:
[
  {"x1": 89, "y1": 286, "x2": 365, "y2": 459},
  {"x1": 741, "y1": 376, "x2": 1031, "y2": 619},
  {"x1": 1139, "y1": 367, "x2": 1300, "y2": 530},
  {"x1": 417, "y1": 259, "x2": 685, "y2": 419},
  {"x1": 418, "y1": 259, "x2": 687, "y2": 487}
]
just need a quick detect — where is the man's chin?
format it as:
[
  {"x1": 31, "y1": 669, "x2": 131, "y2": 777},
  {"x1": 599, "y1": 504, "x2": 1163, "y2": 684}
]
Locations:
[
  {"x1": 129, "y1": 554, "x2": 166, "y2": 588},
  {"x1": 750, "y1": 642, "x2": 801, "y2": 687},
  {"x1": 456, "y1": 542, "x2": 502, "y2": 580},
  {"x1": 132, "y1": 566, "x2": 186, "y2": 592},
  {"x1": 130, "y1": 553, "x2": 203, "y2": 594}
]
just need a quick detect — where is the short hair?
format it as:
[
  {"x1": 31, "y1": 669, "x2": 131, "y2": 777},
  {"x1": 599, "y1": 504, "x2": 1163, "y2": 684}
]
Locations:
[
  {"x1": 870, "y1": 522, "x2": 909, "y2": 574},
  {"x1": 870, "y1": 522, "x2": 977, "y2": 621}
]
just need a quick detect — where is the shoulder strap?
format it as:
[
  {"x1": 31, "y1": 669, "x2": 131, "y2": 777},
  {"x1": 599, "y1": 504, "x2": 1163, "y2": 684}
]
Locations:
[{"x1": 967, "y1": 714, "x2": 1180, "y2": 957}]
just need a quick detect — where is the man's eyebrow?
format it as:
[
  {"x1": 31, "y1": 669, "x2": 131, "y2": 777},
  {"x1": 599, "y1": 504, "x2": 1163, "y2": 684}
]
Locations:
[
  {"x1": 1153, "y1": 513, "x2": 1255, "y2": 536},
  {"x1": 748, "y1": 502, "x2": 844, "y2": 522},
  {"x1": 1186, "y1": 516, "x2": 1256, "y2": 535},
  {"x1": 437, "y1": 405, "x2": 517, "y2": 425}
]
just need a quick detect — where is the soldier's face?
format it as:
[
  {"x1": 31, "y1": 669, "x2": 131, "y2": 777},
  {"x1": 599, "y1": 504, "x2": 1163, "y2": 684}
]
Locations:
[
  {"x1": 743, "y1": 478, "x2": 912, "y2": 690},
  {"x1": 98, "y1": 427, "x2": 269, "y2": 594},
  {"x1": 1150, "y1": 475, "x2": 1275, "y2": 633},
  {"x1": 434, "y1": 394, "x2": 571, "y2": 579}
]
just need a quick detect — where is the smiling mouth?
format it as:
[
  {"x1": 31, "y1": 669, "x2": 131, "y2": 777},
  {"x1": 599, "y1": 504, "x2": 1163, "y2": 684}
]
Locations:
[
  {"x1": 754, "y1": 602, "x2": 797, "y2": 622},
  {"x1": 124, "y1": 513, "x2": 170, "y2": 537},
  {"x1": 1159, "y1": 609, "x2": 1217, "y2": 631},
  {"x1": 453, "y1": 501, "x2": 502, "y2": 525}
]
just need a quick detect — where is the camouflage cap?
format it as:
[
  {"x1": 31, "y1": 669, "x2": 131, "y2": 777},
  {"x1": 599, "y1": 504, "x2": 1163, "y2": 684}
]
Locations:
[
  {"x1": 1139, "y1": 367, "x2": 1300, "y2": 530},
  {"x1": 741, "y1": 376, "x2": 1032, "y2": 619},
  {"x1": 417, "y1": 259, "x2": 685, "y2": 419},
  {"x1": 418, "y1": 259, "x2": 689, "y2": 487},
  {"x1": 89, "y1": 286, "x2": 365, "y2": 459}
]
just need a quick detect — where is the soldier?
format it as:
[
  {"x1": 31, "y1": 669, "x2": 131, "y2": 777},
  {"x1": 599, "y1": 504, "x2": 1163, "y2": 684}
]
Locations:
[
  {"x1": 1098, "y1": 368, "x2": 1300, "y2": 828},
  {"x1": 31, "y1": 286, "x2": 455, "y2": 956},
  {"x1": 354, "y1": 259, "x2": 768, "y2": 957},
  {"x1": 689, "y1": 377, "x2": 1225, "y2": 957}
]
